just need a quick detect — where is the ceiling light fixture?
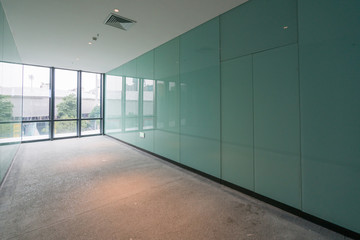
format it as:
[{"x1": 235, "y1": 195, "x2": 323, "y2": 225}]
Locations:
[
  {"x1": 88, "y1": 42, "x2": 92, "y2": 45},
  {"x1": 114, "y1": 9, "x2": 119, "y2": 12}
]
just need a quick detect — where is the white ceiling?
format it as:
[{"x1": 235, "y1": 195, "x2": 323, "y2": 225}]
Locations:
[{"x1": 1, "y1": 0, "x2": 248, "y2": 73}]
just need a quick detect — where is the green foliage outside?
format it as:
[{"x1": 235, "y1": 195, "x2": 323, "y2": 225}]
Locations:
[
  {"x1": 55, "y1": 94, "x2": 77, "y2": 134},
  {"x1": 82, "y1": 105, "x2": 100, "y2": 131},
  {"x1": 89, "y1": 105, "x2": 100, "y2": 118},
  {"x1": 0, "y1": 95, "x2": 14, "y2": 138},
  {"x1": 55, "y1": 94, "x2": 100, "y2": 134},
  {"x1": 0, "y1": 95, "x2": 14, "y2": 121},
  {"x1": 57, "y1": 94, "x2": 77, "y2": 119}
]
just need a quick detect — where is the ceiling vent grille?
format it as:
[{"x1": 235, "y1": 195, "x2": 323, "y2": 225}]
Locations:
[{"x1": 105, "y1": 13, "x2": 136, "y2": 31}]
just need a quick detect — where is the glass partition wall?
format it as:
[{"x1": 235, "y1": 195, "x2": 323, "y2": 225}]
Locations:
[
  {"x1": 0, "y1": 61, "x2": 103, "y2": 143},
  {"x1": 0, "y1": 62, "x2": 23, "y2": 144}
]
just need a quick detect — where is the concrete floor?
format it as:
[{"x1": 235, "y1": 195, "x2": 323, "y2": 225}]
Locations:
[{"x1": 0, "y1": 136, "x2": 351, "y2": 240}]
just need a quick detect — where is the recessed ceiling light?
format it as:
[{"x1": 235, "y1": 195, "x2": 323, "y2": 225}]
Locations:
[
  {"x1": 114, "y1": 9, "x2": 119, "y2": 12},
  {"x1": 88, "y1": 42, "x2": 92, "y2": 45},
  {"x1": 283, "y1": 26, "x2": 289, "y2": 29}
]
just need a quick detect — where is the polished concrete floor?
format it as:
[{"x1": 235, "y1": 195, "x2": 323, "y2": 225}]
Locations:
[{"x1": 0, "y1": 136, "x2": 350, "y2": 240}]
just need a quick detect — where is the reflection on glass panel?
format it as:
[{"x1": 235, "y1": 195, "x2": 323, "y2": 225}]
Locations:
[
  {"x1": 156, "y1": 81, "x2": 165, "y2": 129},
  {"x1": 54, "y1": 69, "x2": 77, "y2": 120},
  {"x1": 23, "y1": 65, "x2": 50, "y2": 121},
  {"x1": 82, "y1": 72, "x2": 100, "y2": 118},
  {"x1": 81, "y1": 119, "x2": 100, "y2": 135},
  {"x1": 104, "y1": 119, "x2": 122, "y2": 134},
  {"x1": 54, "y1": 121, "x2": 77, "y2": 138},
  {"x1": 143, "y1": 79, "x2": 154, "y2": 116},
  {"x1": 0, "y1": 123, "x2": 21, "y2": 143},
  {"x1": 125, "y1": 117, "x2": 138, "y2": 131},
  {"x1": 105, "y1": 75, "x2": 122, "y2": 119},
  {"x1": 126, "y1": 77, "x2": 139, "y2": 116},
  {"x1": 22, "y1": 122, "x2": 49, "y2": 141},
  {"x1": 156, "y1": 80, "x2": 178, "y2": 130},
  {"x1": 143, "y1": 117, "x2": 154, "y2": 130},
  {"x1": 105, "y1": 75, "x2": 122, "y2": 135},
  {"x1": 0, "y1": 62, "x2": 23, "y2": 121}
]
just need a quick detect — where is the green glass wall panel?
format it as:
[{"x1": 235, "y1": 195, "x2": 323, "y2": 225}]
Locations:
[
  {"x1": 136, "y1": 50, "x2": 154, "y2": 79},
  {"x1": 299, "y1": 0, "x2": 360, "y2": 233},
  {"x1": 221, "y1": 55, "x2": 254, "y2": 190},
  {"x1": 136, "y1": 131, "x2": 154, "y2": 152},
  {"x1": 107, "y1": 65, "x2": 124, "y2": 77},
  {"x1": 104, "y1": 75, "x2": 122, "y2": 136},
  {"x1": 220, "y1": 0, "x2": 297, "y2": 61},
  {"x1": 154, "y1": 38, "x2": 180, "y2": 162},
  {"x1": 253, "y1": 44, "x2": 301, "y2": 209},
  {"x1": 123, "y1": 59, "x2": 137, "y2": 77},
  {"x1": 118, "y1": 132, "x2": 137, "y2": 145},
  {"x1": 0, "y1": 62, "x2": 22, "y2": 183},
  {"x1": 136, "y1": 79, "x2": 155, "y2": 152},
  {"x1": 0, "y1": 144, "x2": 19, "y2": 180},
  {"x1": 3, "y1": 16, "x2": 21, "y2": 62},
  {"x1": 122, "y1": 76, "x2": 139, "y2": 145},
  {"x1": 0, "y1": 4, "x2": 4, "y2": 60},
  {"x1": 104, "y1": 0, "x2": 360, "y2": 233},
  {"x1": 179, "y1": 18, "x2": 220, "y2": 177},
  {"x1": 0, "y1": 2, "x2": 22, "y2": 183},
  {"x1": 154, "y1": 38, "x2": 179, "y2": 80}
]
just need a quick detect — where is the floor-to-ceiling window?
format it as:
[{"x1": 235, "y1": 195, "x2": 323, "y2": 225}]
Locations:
[
  {"x1": 54, "y1": 69, "x2": 78, "y2": 138},
  {"x1": 0, "y1": 61, "x2": 104, "y2": 143},
  {"x1": 22, "y1": 65, "x2": 50, "y2": 141},
  {"x1": 81, "y1": 72, "x2": 101, "y2": 136}
]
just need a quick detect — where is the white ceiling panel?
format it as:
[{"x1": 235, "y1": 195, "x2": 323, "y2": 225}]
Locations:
[{"x1": 1, "y1": 0, "x2": 247, "y2": 72}]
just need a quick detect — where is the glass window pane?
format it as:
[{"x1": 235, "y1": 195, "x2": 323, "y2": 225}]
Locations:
[
  {"x1": 23, "y1": 65, "x2": 50, "y2": 121},
  {"x1": 126, "y1": 77, "x2": 139, "y2": 116},
  {"x1": 81, "y1": 72, "x2": 100, "y2": 118},
  {"x1": 22, "y1": 122, "x2": 49, "y2": 141},
  {"x1": 81, "y1": 119, "x2": 100, "y2": 135},
  {"x1": 0, "y1": 62, "x2": 23, "y2": 121},
  {"x1": 54, "y1": 121, "x2": 77, "y2": 138},
  {"x1": 0, "y1": 123, "x2": 21, "y2": 143},
  {"x1": 143, "y1": 79, "x2": 154, "y2": 116},
  {"x1": 55, "y1": 69, "x2": 77, "y2": 120}
]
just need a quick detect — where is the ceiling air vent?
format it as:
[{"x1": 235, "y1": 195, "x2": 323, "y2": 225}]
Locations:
[{"x1": 105, "y1": 13, "x2": 136, "y2": 31}]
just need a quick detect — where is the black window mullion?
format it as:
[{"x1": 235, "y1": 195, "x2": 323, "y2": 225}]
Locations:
[
  {"x1": 139, "y1": 78, "x2": 143, "y2": 131},
  {"x1": 122, "y1": 76, "x2": 126, "y2": 132},
  {"x1": 153, "y1": 80, "x2": 157, "y2": 130},
  {"x1": 50, "y1": 67, "x2": 55, "y2": 140},
  {"x1": 100, "y1": 73, "x2": 104, "y2": 135},
  {"x1": 77, "y1": 71, "x2": 82, "y2": 137}
]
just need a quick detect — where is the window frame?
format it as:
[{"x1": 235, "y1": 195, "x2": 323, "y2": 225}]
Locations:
[{"x1": 0, "y1": 60, "x2": 104, "y2": 144}]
